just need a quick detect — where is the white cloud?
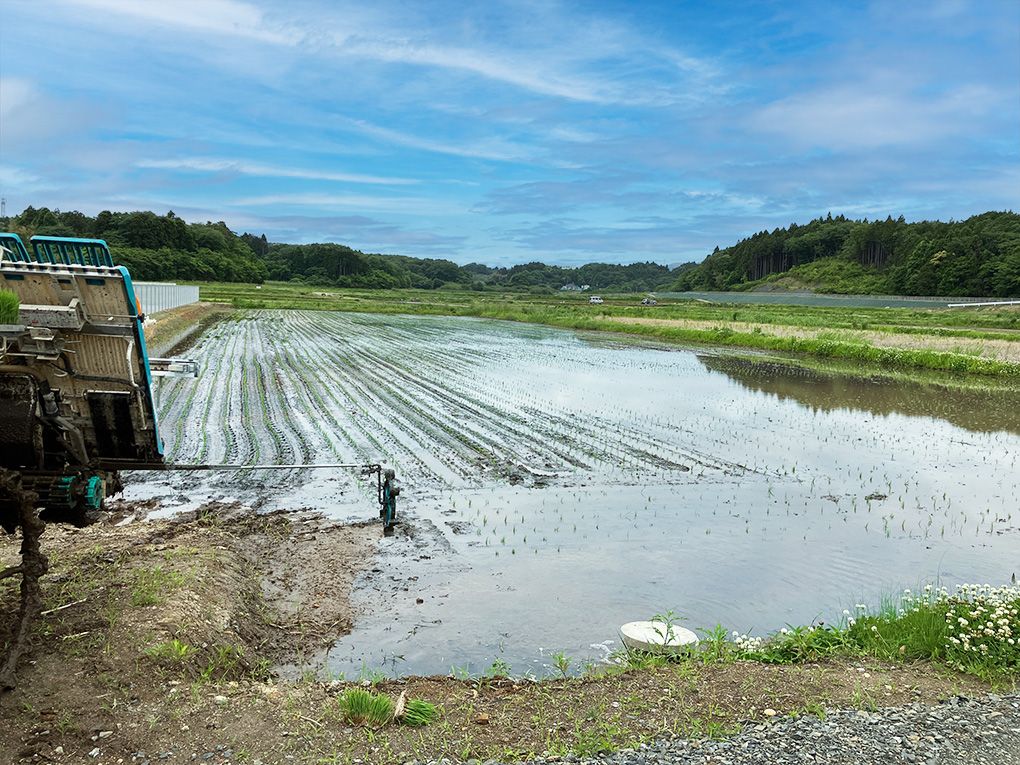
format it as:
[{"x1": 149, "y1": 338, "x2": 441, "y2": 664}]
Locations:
[
  {"x1": 338, "y1": 118, "x2": 531, "y2": 162},
  {"x1": 0, "y1": 78, "x2": 35, "y2": 120},
  {"x1": 227, "y1": 192, "x2": 463, "y2": 215},
  {"x1": 59, "y1": 0, "x2": 302, "y2": 45},
  {"x1": 752, "y1": 82, "x2": 1002, "y2": 150},
  {"x1": 136, "y1": 157, "x2": 417, "y2": 185},
  {"x1": 0, "y1": 164, "x2": 43, "y2": 189},
  {"x1": 56, "y1": 0, "x2": 712, "y2": 106},
  {"x1": 335, "y1": 38, "x2": 619, "y2": 104}
]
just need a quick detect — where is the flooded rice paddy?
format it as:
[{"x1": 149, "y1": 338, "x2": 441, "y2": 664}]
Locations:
[{"x1": 132, "y1": 310, "x2": 1020, "y2": 677}]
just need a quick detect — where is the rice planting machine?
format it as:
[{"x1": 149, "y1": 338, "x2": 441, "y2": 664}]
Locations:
[{"x1": 0, "y1": 232, "x2": 398, "y2": 688}]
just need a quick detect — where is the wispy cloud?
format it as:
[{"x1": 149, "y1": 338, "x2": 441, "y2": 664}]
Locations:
[
  {"x1": 227, "y1": 192, "x2": 463, "y2": 215},
  {"x1": 136, "y1": 157, "x2": 418, "y2": 185},
  {"x1": 334, "y1": 38, "x2": 626, "y2": 105},
  {"x1": 59, "y1": 0, "x2": 302, "y2": 45},
  {"x1": 752, "y1": 81, "x2": 1003, "y2": 150},
  {"x1": 337, "y1": 118, "x2": 532, "y2": 162},
  {"x1": 0, "y1": 165, "x2": 43, "y2": 189}
]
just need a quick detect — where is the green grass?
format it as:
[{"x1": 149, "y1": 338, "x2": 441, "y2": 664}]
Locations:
[
  {"x1": 337, "y1": 688, "x2": 395, "y2": 727},
  {"x1": 192, "y1": 282, "x2": 1020, "y2": 377},
  {"x1": 0, "y1": 290, "x2": 20, "y2": 324},
  {"x1": 130, "y1": 565, "x2": 188, "y2": 607},
  {"x1": 616, "y1": 583, "x2": 1020, "y2": 685},
  {"x1": 144, "y1": 638, "x2": 195, "y2": 666}
]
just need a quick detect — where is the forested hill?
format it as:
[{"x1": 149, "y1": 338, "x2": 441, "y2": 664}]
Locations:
[
  {"x1": 0, "y1": 206, "x2": 671, "y2": 292},
  {"x1": 671, "y1": 212, "x2": 1020, "y2": 297},
  {"x1": 3, "y1": 206, "x2": 1019, "y2": 296}
]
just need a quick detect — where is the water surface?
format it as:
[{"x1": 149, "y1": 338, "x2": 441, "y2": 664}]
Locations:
[{"x1": 129, "y1": 311, "x2": 1020, "y2": 678}]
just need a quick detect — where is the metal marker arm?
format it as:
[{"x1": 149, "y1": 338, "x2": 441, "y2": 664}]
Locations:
[{"x1": 142, "y1": 462, "x2": 382, "y2": 472}]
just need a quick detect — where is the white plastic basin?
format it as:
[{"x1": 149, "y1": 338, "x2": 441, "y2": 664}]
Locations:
[{"x1": 619, "y1": 620, "x2": 699, "y2": 654}]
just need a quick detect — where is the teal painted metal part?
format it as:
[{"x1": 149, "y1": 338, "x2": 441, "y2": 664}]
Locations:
[
  {"x1": 52, "y1": 474, "x2": 104, "y2": 511},
  {"x1": 52, "y1": 475, "x2": 76, "y2": 508},
  {"x1": 117, "y1": 264, "x2": 164, "y2": 456},
  {"x1": 82, "y1": 475, "x2": 104, "y2": 510},
  {"x1": 30, "y1": 236, "x2": 114, "y2": 267},
  {"x1": 0, "y1": 232, "x2": 30, "y2": 261}
]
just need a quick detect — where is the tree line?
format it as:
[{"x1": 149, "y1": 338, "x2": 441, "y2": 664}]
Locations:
[
  {"x1": 3, "y1": 206, "x2": 1018, "y2": 296},
  {"x1": 671, "y1": 211, "x2": 1020, "y2": 297},
  {"x1": 0, "y1": 207, "x2": 674, "y2": 291}
]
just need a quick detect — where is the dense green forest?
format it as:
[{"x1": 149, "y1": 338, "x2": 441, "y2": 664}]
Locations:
[
  {"x1": 0, "y1": 206, "x2": 670, "y2": 292},
  {"x1": 2, "y1": 206, "x2": 1018, "y2": 296},
  {"x1": 671, "y1": 211, "x2": 1020, "y2": 297}
]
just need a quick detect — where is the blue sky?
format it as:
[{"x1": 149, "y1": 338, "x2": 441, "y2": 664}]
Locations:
[{"x1": 1, "y1": 0, "x2": 1017, "y2": 266}]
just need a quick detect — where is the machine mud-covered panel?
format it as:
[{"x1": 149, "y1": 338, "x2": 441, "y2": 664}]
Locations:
[{"x1": 0, "y1": 233, "x2": 186, "y2": 529}]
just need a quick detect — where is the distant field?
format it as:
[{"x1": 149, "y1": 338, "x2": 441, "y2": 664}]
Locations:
[
  {"x1": 194, "y1": 282, "x2": 1020, "y2": 377},
  {"x1": 660, "y1": 290, "x2": 1001, "y2": 309}
]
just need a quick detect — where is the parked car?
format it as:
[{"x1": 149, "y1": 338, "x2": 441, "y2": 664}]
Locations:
[
  {"x1": 641, "y1": 297, "x2": 657, "y2": 305},
  {"x1": 589, "y1": 296, "x2": 604, "y2": 304}
]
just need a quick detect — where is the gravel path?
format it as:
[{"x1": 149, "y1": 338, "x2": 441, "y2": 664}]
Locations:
[{"x1": 526, "y1": 693, "x2": 1020, "y2": 765}]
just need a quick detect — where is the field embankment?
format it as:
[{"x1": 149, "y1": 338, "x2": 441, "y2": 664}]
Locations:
[
  {"x1": 198, "y1": 283, "x2": 1020, "y2": 377},
  {"x1": 143, "y1": 301, "x2": 232, "y2": 356}
]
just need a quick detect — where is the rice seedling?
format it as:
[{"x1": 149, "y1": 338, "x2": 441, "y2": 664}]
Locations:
[
  {"x1": 398, "y1": 699, "x2": 439, "y2": 727},
  {"x1": 0, "y1": 290, "x2": 19, "y2": 324},
  {"x1": 336, "y1": 688, "x2": 394, "y2": 727}
]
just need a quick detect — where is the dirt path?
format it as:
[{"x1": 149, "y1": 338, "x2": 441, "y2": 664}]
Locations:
[
  {"x1": 604, "y1": 316, "x2": 1020, "y2": 363},
  {"x1": 0, "y1": 503, "x2": 379, "y2": 763}
]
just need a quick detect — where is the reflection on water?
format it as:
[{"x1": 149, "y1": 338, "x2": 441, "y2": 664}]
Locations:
[{"x1": 700, "y1": 355, "x2": 1020, "y2": 435}]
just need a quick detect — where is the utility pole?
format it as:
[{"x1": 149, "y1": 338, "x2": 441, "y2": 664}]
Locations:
[{"x1": 1, "y1": 198, "x2": 6, "y2": 218}]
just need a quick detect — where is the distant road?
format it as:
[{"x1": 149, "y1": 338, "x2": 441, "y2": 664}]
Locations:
[{"x1": 658, "y1": 291, "x2": 991, "y2": 309}]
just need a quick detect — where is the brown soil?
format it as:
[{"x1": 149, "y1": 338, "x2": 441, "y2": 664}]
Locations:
[
  {"x1": 0, "y1": 504, "x2": 378, "y2": 764},
  {"x1": 605, "y1": 316, "x2": 1020, "y2": 364}
]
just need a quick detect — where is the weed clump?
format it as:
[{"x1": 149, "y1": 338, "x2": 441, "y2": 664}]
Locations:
[{"x1": 145, "y1": 638, "x2": 195, "y2": 666}]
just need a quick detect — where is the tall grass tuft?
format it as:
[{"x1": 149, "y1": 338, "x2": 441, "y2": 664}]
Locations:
[
  {"x1": 0, "y1": 290, "x2": 20, "y2": 324},
  {"x1": 337, "y1": 688, "x2": 394, "y2": 727}
]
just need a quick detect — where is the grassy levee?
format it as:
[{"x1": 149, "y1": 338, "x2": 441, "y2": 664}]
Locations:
[{"x1": 195, "y1": 282, "x2": 1020, "y2": 377}]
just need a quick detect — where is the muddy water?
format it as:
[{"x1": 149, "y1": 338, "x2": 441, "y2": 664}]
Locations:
[{"x1": 127, "y1": 310, "x2": 1020, "y2": 678}]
